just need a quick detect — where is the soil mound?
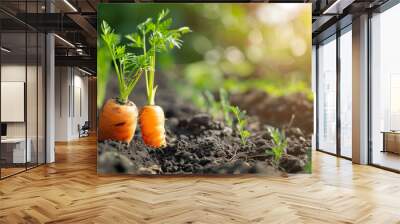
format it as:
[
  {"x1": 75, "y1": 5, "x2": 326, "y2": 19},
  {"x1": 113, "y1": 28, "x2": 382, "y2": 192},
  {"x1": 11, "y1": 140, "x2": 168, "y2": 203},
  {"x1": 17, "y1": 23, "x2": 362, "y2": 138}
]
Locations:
[{"x1": 231, "y1": 90, "x2": 313, "y2": 134}]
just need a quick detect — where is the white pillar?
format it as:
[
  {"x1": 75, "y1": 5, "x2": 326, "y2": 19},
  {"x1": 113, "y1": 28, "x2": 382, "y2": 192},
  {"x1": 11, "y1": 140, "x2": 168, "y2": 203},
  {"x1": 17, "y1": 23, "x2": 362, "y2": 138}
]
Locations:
[
  {"x1": 46, "y1": 32, "x2": 55, "y2": 163},
  {"x1": 352, "y1": 14, "x2": 369, "y2": 164},
  {"x1": 45, "y1": 33, "x2": 55, "y2": 163},
  {"x1": 45, "y1": 0, "x2": 55, "y2": 163}
]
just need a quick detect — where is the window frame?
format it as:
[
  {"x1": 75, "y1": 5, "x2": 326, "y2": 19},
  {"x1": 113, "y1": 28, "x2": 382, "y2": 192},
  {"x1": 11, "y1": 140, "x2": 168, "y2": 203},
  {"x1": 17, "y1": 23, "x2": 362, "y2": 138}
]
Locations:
[
  {"x1": 367, "y1": 1, "x2": 400, "y2": 173},
  {"x1": 315, "y1": 23, "x2": 353, "y2": 160}
]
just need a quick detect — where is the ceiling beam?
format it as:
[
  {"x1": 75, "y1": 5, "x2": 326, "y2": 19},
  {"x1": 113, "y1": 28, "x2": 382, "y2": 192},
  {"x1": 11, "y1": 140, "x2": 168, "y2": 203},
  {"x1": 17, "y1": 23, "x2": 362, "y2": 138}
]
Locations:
[
  {"x1": 67, "y1": 13, "x2": 97, "y2": 39},
  {"x1": 312, "y1": 15, "x2": 335, "y2": 33},
  {"x1": 11, "y1": 13, "x2": 83, "y2": 32},
  {"x1": 55, "y1": 55, "x2": 96, "y2": 72},
  {"x1": 322, "y1": 0, "x2": 356, "y2": 14}
]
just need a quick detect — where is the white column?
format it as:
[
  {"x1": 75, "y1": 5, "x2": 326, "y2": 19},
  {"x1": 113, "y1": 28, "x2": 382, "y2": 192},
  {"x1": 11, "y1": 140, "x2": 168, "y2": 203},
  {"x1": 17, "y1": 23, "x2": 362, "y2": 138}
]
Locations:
[
  {"x1": 45, "y1": 1, "x2": 55, "y2": 163},
  {"x1": 46, "y1": 32, "x2": 55, "y2": 163},
  {"x1": 352, "y1": 14, "x2": 369, "y2": 164}
]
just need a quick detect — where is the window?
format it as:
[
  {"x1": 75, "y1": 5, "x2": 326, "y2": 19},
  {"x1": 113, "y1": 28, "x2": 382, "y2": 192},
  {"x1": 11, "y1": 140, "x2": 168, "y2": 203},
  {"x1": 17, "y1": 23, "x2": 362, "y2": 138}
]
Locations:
[
  {"x1": 317, "y1": 36, "x2": 337, "y2": 154},
  {"x1": 339, "y1": 27, "x2": 352, "y2": 158},
  {"x1": 370, "y1": 3, "x2": 400, "y2": 171}
]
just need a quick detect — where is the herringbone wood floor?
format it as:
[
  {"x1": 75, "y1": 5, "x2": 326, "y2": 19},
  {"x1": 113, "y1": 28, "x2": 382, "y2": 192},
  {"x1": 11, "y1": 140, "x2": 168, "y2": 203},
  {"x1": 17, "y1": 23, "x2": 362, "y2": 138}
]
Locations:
[{"x1": 0, "y1": 136, "x2": 399, "y2": 224}]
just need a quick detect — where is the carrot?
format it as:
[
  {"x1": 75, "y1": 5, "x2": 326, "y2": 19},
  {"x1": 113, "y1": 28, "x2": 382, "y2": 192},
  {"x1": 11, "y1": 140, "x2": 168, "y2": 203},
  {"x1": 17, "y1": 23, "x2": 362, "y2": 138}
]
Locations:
[
  {"x1": 98, "y1": 21, "x2": 147, "y2": 143},
  {"x1": 131, "y1": 10, "x2": 191, "y2": 148},
  {"x1": 98, "y1": 99, "x2": 138, "y2": 143},
  {"x1": 139, "y1": 105, "x2": 166, "y2": 148}
]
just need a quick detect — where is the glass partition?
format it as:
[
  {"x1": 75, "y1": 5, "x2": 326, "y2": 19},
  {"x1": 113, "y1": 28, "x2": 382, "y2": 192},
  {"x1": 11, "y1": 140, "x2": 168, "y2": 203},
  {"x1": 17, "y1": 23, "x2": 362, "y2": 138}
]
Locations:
[
  {"x1": 27, "y1": 30, "x2": 38, "y2": 169},
  {"x1": 1, "y1": 30, "x2": 28, "y2": 177},
  {"x1": 38, "y1": 32, "x2": 45, "y2": 165},
  {"x1": 339, "y1": 27, "x2": 352, "y2": 158},
  {"x1": 317, "y1": 35, "x2": 337, "y2": 154},
  {"x1": 27, "y1": 0, "x2": 39, "y2": 170},
  {"x1": 0, "y1": 2, "x2": 46, "y2": 179}
]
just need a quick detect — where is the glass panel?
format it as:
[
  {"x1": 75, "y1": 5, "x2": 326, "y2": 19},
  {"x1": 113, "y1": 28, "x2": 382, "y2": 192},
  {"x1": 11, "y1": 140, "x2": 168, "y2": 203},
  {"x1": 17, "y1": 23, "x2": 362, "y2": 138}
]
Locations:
[
  {"x1": 312, "y1": 45, "x2": 317, "y2": 150},
  {"x1": 38, "y1": 32, "x2": 45, "y2": 165},
  {"x1": 0, "y1": 1, "x2": 46, "y2": 178},
  {"x1": 27, "y1": 30, "x2": 38, "y2": 169},
  {"x1": 339, "y1": 28, "x2": 352, "y2": 158},
  {"x1": 1, "y1": 30, "x2": 27, "y2": 177},
  {"x1": 371, "y1": 5, "x2": 400, "y2": 171},
  {"x1": 26, "y1": 1, "x2": 39, "y2": 169},
  {"x1": 317, "y1": 36, "x2": 337, "y2": 154}
]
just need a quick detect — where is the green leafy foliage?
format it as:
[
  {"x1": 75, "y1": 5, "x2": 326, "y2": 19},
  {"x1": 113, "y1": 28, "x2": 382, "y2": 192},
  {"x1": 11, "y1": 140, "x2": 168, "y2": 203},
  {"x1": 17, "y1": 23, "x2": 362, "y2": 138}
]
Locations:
[
  {"x1": 304, "y1": 148, "x2": 312, "y2": 173},
  {"x1": 203, "y1": 90, "x2": 220, "y2": 119},
  {"x1": 100, "y1": 20, "x2": 148, "y2": 103},
  {"x1": 99, "y1": 5, "x2": 312, "y2": 103},
  {"x1": 97, "y1": 43, "x2": 111, "y2": 108},
  {"x1": 219, "y1": 88, "x2": 233, "y2": 127},
  {"x1": 101, "y1": 21, "x2": 120, "y2": 47},
  {"x1": 202, "y1": 88, "x2": 234, "y2": 128},
  {"x1": 126, "y1": 9, "x2": 191, "y2": 105},
  {"x1": 202, "y1": 89, "x2": 249, "y2": 144},
  {"x1": 266, "y1": 128, "x2": 288, "y2": 165},
  {"x1": 230, "y1": 106, "x2": 250, "y2": 146}
]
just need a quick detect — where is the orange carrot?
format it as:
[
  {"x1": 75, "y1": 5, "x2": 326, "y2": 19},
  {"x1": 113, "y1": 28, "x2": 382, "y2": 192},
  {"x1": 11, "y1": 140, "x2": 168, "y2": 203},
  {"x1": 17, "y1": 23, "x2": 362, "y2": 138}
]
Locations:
[
  {"x1": 98, "y1": 99, "x2": 138, "y2": 143},
  {"x1": 139, "y1": 105, "x2": 166, "y2": 148},
  {"x1": 136, "y1": 10, "x2": 190, "y2": 148},
  {"x1": 98, "y1": 21, "x2": 146, "y2": 144}
]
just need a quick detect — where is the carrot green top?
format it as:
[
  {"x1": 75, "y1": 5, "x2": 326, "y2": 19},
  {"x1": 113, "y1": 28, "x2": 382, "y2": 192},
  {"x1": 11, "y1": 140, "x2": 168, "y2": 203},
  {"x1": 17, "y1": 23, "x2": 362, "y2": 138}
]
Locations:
[
  {"x1": 101, "y1": 21, "x2": 148, "y2": 104},
  {"x1": 125, "y1": 9, "x2": 191, "y2": 105}
]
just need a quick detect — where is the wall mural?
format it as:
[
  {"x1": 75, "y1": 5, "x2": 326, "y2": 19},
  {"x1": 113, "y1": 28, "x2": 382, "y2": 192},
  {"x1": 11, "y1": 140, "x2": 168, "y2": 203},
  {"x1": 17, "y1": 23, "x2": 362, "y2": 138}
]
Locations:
[{"x1": 97, "y1": 3, "x2": 313, "y2": 175}]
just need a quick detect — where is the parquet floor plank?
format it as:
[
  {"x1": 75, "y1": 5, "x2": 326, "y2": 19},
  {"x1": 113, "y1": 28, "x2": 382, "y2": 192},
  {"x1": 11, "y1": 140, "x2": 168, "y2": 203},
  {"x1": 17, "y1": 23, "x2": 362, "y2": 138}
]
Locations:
[{"x1": 0, "y1": 136, "x2": 399, "y2": 223}]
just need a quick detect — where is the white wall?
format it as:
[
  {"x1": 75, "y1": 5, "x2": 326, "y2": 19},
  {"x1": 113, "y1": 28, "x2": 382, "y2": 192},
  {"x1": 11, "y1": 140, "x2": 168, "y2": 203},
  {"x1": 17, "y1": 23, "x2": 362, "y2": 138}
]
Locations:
[
  {"x1": 1, "y1": 63, "x2": 46, "y2": 164},
  {"x1": 72, "y1": 73, "x2": 89, "y2": 138},
  {"x1": 55, "y1": 67, "x2": 89, "y2": 141},
  {"x1": 55, "y1": 66, "x2": 69, "y2": 141},
  {"x1": 1, "y1": 65, "x2": 27, "y2": 138}
]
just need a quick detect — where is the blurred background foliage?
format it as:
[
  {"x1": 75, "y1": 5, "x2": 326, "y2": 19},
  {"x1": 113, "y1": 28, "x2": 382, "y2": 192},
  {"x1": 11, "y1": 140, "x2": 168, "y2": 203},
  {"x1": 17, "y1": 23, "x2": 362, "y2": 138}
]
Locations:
[{"x1": 98, "y1": 3, "x2": 312, "y2": 107}]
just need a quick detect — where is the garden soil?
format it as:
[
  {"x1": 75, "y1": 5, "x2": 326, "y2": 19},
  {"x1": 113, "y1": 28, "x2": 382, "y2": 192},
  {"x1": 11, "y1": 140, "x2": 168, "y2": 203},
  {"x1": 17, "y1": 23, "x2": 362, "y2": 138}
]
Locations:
[{"x1": 98, "y1": 76, "x2": 312, "y2": 175}]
